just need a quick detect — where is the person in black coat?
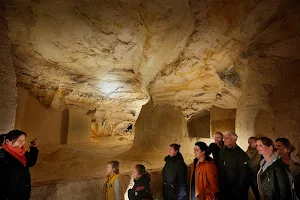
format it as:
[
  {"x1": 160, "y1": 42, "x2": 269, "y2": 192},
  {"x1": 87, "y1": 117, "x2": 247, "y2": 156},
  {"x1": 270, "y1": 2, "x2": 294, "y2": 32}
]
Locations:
[
  {"x1": 219, "y1": 132, "x2": 251, "y2": 200},
  {"x1": 0, "y1": 130, "x2": 39, "y2": 200},
  {"x1": 128, "y1": 164, "x2": 153, "y2": 200},
  {"x1": 162, "y1": 144, "x2": 187, "y2": 200},
  {"x1": 207, "y1": 132, "x2": 224, "y2": 167}
]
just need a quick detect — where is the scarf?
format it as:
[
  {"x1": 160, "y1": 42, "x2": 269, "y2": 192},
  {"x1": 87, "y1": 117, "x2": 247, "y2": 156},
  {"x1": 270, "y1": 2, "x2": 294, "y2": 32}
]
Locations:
[{"x1": 3, "y1": 144, "x2": 27, "y2": 167}]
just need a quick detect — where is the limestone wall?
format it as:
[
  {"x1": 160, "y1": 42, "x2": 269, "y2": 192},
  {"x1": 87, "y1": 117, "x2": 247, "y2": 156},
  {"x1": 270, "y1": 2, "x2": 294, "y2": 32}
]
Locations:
[
  {"x1": 133, "y1": 100, "x2": 188, "y2": 151},
  {"x1": 15, "y1": 87, "x2": 62, "y2": 145},
  {"x1": 210, "y1": 106, "x2": 236, "y2": 136},
  {"x1": 14, "y1": 88, "x2": 92, "y2": 145},
  {"x1": 0, "y1": 0, "x2": 17, "y2": 133},
  {"x1": 67, "y1": 109, "x2": 91, "y2": 144},
  {"x1": 236, "y1": 57, "x2": 300, "y2": 150}
]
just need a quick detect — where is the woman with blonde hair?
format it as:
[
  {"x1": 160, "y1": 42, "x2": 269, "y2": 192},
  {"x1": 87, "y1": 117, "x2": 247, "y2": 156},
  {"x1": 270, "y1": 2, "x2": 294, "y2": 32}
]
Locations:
[{"x1": 103, "y1": 161, "x2": 124, "y2": 200}]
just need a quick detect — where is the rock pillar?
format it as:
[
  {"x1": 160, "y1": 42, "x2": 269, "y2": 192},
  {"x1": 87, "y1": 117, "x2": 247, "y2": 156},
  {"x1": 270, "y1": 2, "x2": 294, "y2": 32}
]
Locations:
[
  {"x1": 0, "y1": 0, "x2": 17, "y2": 133},
  {"x1": 236, "y1": 57, "x2": 300, "y2": 150}
]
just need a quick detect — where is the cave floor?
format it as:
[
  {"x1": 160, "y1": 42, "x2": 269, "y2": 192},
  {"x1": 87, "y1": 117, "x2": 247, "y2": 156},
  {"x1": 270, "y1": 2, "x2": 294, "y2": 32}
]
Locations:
[{"x1": 31, "y1": 136, "x2": 195, "y2": 185}]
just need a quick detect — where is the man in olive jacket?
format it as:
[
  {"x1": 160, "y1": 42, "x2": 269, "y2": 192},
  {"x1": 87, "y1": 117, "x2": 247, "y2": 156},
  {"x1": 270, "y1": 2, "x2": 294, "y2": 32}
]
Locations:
[{"x1": 219, "y1": 132, "x2": 252, "y2": 200}]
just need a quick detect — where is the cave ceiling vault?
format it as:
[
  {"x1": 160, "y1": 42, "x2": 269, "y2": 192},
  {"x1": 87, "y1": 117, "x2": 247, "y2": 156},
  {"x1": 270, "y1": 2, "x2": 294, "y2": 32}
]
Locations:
[{"x1": 5, "y1": 0, "x2": 299, "y2": 122}]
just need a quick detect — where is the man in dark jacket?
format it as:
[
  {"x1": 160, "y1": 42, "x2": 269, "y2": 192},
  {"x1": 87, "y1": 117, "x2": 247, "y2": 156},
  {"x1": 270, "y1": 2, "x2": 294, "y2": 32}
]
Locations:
[
  {"x1": 207, "y1": 132, "x2": 224, "y2": 167},
  {"x1": 219, "y1": 132, "x2": 251, "y2": 200},
  {"x1": 162, "y1": 144, "x2": 187, "y2": 200}
]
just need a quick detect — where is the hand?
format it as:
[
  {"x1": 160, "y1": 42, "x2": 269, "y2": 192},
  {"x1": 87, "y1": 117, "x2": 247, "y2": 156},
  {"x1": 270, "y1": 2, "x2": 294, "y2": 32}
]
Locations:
[{"x1": 30, "y1": 139, "x2": 38, "y2": 147}]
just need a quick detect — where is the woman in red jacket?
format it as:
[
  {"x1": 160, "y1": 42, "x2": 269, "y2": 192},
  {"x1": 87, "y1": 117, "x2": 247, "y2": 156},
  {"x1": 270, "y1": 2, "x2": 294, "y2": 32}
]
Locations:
[{"x1": 190, "y1": 142, "x2": 219, "y2": 200}]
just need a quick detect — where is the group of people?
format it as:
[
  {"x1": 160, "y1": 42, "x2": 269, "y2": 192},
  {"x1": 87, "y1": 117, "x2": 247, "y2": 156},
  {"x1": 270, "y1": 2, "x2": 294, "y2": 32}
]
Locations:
[
  {"x1": 104, "y1": 132, "x2": 300, "y2": 200},
  {"x1": 0, "y1": 129, "x2": 299, "y2": 200},
  {"x1": 163, "y1": 132, "x2": 300, "y2": 200}
]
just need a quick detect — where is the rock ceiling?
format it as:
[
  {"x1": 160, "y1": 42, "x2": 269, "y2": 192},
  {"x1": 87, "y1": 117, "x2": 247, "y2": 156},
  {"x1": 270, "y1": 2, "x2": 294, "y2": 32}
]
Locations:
[{"x1": 5, "y1": 0, "x2": 300, "y2": 125}]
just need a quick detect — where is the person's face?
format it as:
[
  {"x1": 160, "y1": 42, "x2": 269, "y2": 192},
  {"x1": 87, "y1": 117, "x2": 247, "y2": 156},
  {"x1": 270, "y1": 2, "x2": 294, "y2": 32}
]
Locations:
[
  {"x1": 168, "y1": 147, "x2": 178, "y2": 157},
  {"x1": 132, "y1": 168, "x2": 141, "y2": 180},
  {"x1": 213, "y1": 134, "x2": 223, "y2": 144},
  {"x1": 256, "y1": 140, "x2": 273, "y2": 156},
  {"x1": 275, "y1": 141, "x2": 289, "y2": 155},
  {"x1": 194, "y1": 145, "x2": 205, "y2": 159},
  {"x1": 248, "y1": 139, "x2": 257, "y2": 149},
  {"x1": 6, "y1": 134, "x2": 26, "y2": 149},
  {"x1": 224, "y1": 134, "x2": 235, "y2": 147},
  {"x1": 106, "y1": 164, "x2": 114, "y2": 175}
]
